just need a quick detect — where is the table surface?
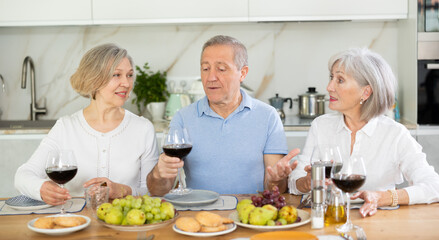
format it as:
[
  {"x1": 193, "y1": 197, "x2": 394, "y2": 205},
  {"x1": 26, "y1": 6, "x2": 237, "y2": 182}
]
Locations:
[{"x1": 1, "y1": 194, "x2": 438, "y2": 239}]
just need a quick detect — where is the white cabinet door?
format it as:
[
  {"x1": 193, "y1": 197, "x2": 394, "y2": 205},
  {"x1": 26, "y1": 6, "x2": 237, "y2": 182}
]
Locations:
[
  {"x1": 0, "y1": 0, "x2": 92, "y2": 26},
  {"x1": 92, "y1": 0, "x2": 248, "y2": 24},
  {"x1": 249, "y1": 0, "x2": 408, "y2": 22}
]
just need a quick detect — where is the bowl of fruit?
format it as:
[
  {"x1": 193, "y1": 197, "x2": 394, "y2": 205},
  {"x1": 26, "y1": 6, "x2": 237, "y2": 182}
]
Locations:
[
  {"x1": 229, "y1": 187, "x2": 310, "y2": 230},
  {"x1": 96, "y1": 195, "x2": 178, "y2": 231}
]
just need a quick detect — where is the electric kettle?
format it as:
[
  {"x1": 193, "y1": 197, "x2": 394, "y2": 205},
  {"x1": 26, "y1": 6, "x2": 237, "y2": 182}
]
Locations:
[
  {"x1": 269, "y1": 93, "x2": 292, "y2": 121},
  {"x1": 165, "y1": 93, "x2": 191, "y2": 120}
]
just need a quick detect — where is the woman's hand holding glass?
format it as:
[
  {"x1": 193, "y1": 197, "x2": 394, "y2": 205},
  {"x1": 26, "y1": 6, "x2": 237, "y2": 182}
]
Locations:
[{"x1": 83, "y1": 177, "x2": 131, "y2": 199}]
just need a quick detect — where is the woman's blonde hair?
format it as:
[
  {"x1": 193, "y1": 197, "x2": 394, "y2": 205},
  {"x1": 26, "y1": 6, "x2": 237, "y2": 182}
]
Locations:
[
  {"x1": 70, "y1": 43, "x2": 133, "y2": 99},
  {"x1": 328, "y1": 48, "x2": 397, "y2": 121}
]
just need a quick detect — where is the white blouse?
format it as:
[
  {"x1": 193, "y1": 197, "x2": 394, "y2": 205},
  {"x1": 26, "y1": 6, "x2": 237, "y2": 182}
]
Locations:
[
  {"x1": 15, "y1": 110, "x2": 159, "y2": 200},
  {"x1": 288, "y1": 113, "x2": 439, "y2": 205}
]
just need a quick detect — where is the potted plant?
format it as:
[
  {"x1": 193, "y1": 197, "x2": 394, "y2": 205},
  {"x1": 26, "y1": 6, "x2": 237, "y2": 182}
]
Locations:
[{"x1": 132, "y1": 62, "x2": 169, "y2": 121}]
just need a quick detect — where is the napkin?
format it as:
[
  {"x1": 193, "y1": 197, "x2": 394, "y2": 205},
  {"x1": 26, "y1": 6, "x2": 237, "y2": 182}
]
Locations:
[
  {"x1": 173, "y1": 195, "x2": 238, "y2": 211},
  {"x1": 0, "y1": 197, "x2": 86, "y2": 215}
]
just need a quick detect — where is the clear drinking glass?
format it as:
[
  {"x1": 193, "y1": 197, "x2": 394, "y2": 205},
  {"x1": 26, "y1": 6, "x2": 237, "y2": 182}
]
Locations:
[
  {"x1": 310, "y1": 145, "x2": 344, "y2": 203},
  {"x1": 45, "y1": 150, "x2": 78, "y2": 214},
  {"x1": 162, "y1": 127, "x2": 192, "y2": 195},
  {"x1": 331, "y1": 155, "x2": 367, "y2": 233}
]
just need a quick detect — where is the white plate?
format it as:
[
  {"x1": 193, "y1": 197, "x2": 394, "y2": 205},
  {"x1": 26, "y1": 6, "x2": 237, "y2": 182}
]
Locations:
[
  {"x1": 173, "y1": 223, "x2": 236, "y2": 237},
  {"x1": 27, "y1": 214, "x2": 90, "y2": 236},
  {"x1": 5, "y1": 195, "x2": 51, "y2": 211},
  {"x1": 164, "y1": 190, "x2": 219, "y2": 207},
  {"x1": 228, "y1": 209, "x2": 311, "y2": 230}
]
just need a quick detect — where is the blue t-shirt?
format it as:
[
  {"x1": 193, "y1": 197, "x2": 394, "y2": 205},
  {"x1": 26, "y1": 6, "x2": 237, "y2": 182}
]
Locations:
[{"x1": 170, "y1": 90, "x2": 288, "y2": 194}]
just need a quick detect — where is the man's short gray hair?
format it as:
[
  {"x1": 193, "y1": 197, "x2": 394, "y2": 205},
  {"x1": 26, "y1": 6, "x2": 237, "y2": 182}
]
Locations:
[
  {"x1": 201, "y1": 35, "x2": 248, "y2": 70},
  {"x1": 328, "y1": 48, "x2": 397, "y2": 121}
]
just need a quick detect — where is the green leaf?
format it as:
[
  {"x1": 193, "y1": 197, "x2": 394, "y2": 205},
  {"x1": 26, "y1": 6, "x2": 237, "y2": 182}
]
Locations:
[{"x1": 132, "y1": 62, "x2": 169, "y2": 113}]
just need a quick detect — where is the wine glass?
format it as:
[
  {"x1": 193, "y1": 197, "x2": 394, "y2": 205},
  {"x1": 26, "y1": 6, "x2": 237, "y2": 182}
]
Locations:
[
  {"x1": 310, "y1": 145, "x2": 343, "y2": 203},
  {"x1": 331, "y1": 155, "x2": 366, "y2": 233},
  {"x1": 162, "y1": 127, "x2": 192, "y2": 195},
  {"x1": 45, "y1": 150, "x2": 78, "y2": 214}
]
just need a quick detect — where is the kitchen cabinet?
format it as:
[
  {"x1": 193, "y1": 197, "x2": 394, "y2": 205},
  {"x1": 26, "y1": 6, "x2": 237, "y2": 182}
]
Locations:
[
  {"x1": 92, "y1": 0, "x2": 248, "y2": 25},
  {"x1": 0, "y1": 0, "x2": 92, "y2": 26},
  {"x1": 0, "y1": 135, "x2": 44, "y2": 197},
  {"x1": 249, "y1": 0, "x2": 408, "y2": 22},
  {"x1": 415, "y1": 127, "x2": 439, "y2": 177}
]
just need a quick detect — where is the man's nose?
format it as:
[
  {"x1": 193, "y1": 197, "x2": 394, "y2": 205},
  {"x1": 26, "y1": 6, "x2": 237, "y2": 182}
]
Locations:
[{"x1": 206, "y1": 69, "x2": 218, "y2": 81}]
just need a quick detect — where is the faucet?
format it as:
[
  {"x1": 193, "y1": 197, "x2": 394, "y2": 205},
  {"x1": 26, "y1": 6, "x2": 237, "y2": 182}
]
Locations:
[
  {"x1": 0, "y1": 74, "x2": 4, "y2": 92},
  {"x1": 21, "y1": 56, "x2": 47, "y2": 121}
]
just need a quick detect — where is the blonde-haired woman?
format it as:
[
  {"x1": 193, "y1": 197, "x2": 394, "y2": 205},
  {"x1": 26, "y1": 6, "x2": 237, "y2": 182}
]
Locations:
[
  {"x1": 15, "y1": 43, "x2": 159, "y2": 206},
  {"x1": 289, "y1": 48, "x2": 439, "y2": 217}
]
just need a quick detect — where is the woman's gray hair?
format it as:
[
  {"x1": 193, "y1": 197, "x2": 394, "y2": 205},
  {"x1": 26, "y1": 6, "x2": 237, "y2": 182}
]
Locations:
[
  {"x1": 201, "y1": 35, "x2": 248, "y2": 70},
  {"x1": 70, "y1": 43, "x2": 134, "y2": 99},
  {"x1": 328, "y1": 48, "x2": 397, "y2": 121}
]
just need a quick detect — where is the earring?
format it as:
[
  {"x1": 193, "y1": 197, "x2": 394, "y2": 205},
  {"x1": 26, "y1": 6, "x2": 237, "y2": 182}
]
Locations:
[{"x1": 360, "y1": 98, "x2": 364, "y2": 105}]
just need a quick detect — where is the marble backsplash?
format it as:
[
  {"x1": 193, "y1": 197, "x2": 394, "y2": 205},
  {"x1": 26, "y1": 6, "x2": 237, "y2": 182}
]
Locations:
[{"x1": 0, "y1": 21, "x2": 398, "y2": 120}]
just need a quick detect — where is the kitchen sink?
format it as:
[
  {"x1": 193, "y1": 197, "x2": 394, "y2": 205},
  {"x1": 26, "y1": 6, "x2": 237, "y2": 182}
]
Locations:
[{"x1": 0, "y1": 120, "x2": 57, "y2": 129}]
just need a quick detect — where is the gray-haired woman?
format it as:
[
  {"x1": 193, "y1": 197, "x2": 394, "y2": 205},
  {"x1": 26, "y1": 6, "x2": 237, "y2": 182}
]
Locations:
[{"x1": 289, "y1": 48, "x2": 439, "y2": 217}]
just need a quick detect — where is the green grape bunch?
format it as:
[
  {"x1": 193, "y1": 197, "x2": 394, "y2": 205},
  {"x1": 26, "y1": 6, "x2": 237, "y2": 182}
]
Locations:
[{"x1": 96, "y1": 194, "x2": 176, "y2": 225}]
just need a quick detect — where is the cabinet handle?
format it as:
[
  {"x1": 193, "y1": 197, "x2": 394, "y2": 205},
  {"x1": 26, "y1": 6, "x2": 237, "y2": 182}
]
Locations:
[{"x1": 426, "y1": 63, "x2": 439, "y2": 69}]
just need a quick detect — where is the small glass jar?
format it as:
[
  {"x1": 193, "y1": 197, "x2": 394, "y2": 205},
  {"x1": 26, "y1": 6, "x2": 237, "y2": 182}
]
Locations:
[{"x1": 324, "y1": 186, "x2": 347, "y2": 226}]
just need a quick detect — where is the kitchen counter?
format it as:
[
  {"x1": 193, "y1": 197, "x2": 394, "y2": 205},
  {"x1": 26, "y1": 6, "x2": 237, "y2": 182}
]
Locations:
[{"x1": 0, "y1": 115, "x2": 418, "y2": 135}]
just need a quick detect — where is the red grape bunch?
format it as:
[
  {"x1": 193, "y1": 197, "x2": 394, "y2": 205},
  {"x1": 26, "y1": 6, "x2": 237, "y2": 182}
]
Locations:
[{"x1": 251, "y1": 186, "x2": 286, "y2": 209}]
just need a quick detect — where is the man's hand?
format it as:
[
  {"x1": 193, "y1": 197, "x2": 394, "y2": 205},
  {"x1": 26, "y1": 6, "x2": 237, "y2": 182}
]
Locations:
[
  {"x1": 266, "y1": 148, "x2": 300, "y2": 182},
  {"x1": 156, "y1": 153, "x2": 184, "y2": 179}
]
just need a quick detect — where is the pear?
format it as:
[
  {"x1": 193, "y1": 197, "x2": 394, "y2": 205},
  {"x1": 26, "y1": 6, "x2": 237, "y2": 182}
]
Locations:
[
  {"x1": 236, "y1": 199, "x2": 253, "y2": 212},
  {"x1": 159, "y1": 202, "x2": 175, "y2": 220},
  {"x1": 278, "y1": 205, "x2": 298, "y2": 224},
  {"x1": 126, "y1": 209, "x2": 146, "y2": 225},
  {"x1": 262, "y1": 204, "x2": 278, "y2": 220},
  {"x1": 238, "y1": 203, "x2": 255, "y2": 224},
  {"x1": 96, "y1": 202, "x2": 113, "y2": 220},
  {"x1": 104, "y1": 207, "x2": 124, "y2": 225},
  {"x1": 249, "y1": 207, "x2": 274, "y2": 226}
]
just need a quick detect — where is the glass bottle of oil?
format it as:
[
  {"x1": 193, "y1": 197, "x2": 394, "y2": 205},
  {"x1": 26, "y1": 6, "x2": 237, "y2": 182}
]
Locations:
[{"x1": 324, "y1": 186, "x2": 347, "y2": 226}]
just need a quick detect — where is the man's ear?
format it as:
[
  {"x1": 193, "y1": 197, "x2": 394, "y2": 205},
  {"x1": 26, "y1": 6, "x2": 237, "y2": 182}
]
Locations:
[{"x1": 240, "y1": 66, "x2": 249, "y2": 83}]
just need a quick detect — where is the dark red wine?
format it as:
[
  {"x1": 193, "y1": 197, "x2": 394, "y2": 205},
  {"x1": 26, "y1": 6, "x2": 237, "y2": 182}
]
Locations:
[
  {"x1": 332, "y1": 174, "x2": 366, "y2": 193},
  {"x1": 313, "y1": 162, "x2": 343, "y2": 178},
  {"x1": 325, "y1": 163, "x2": 343, "y2": 178},
  {"x1": 45, "y1": 166, "x2": 78, "y2": 184},
  {"x1": 163, "y1": 144, "x2": 192, "y2": 159}
]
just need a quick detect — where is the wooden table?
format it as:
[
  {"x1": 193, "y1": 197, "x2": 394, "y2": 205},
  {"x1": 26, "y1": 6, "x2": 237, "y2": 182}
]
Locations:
[{"x1": 1, "y1": 194, "x2": 438, "y2": 239}]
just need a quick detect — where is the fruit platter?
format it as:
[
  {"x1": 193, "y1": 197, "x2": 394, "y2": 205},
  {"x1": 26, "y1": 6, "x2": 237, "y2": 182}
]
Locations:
[
  {"x1": 229, "y1": 186, "x2": 310, "y2": 230},
  {"x1": 96, "y1": 195, "x2": 178, "y2": 231}
]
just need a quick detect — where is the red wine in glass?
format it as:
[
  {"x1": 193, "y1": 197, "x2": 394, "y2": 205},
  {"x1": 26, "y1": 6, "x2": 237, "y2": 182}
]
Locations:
[
  {"x1": 330, "y1": 155, "x2": 366, "y2": 233},
  {"x1": 162, "y1": 144, "x2": 192, "y2": 159},
  {"x1": 45, "y1": 150, "x2": 77, "y2": 214},
  {"x1": 162, "y1": 127, "x2": 192, "y2": 195},
  {"x1": 45, "y1": 166, "x2": 78, "y2": 184},
  {"x1": 332, "y1": 174, "x2": 366, "y2": 193}
]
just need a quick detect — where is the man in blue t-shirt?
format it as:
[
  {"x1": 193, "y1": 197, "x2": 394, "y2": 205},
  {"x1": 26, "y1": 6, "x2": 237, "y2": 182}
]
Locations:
[{"x1": 147, "y1": 35, "x2": 299, "y2": 196}]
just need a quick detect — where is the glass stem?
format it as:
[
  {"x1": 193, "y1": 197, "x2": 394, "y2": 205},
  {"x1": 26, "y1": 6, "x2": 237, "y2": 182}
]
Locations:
[
  {"x1": 177, "y1": 167, "x2": 184, "y2": 190},
  {"x1": 60, "y1": 184, "x2": 65, "y2": 214},
  {"x1": 345, "y1": 192, "x2": 351, "y2": 225}
]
